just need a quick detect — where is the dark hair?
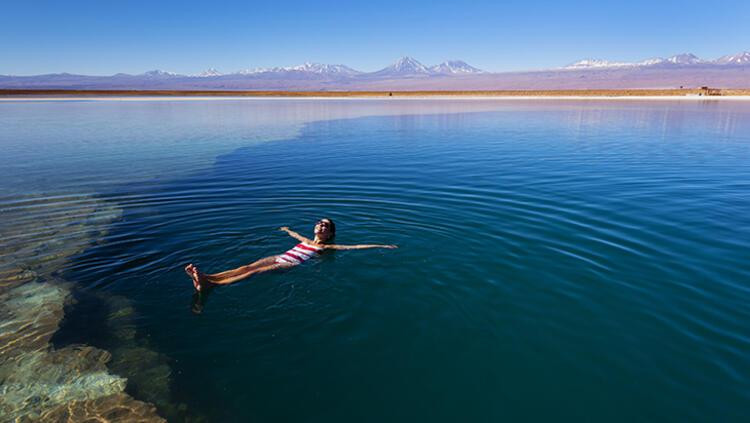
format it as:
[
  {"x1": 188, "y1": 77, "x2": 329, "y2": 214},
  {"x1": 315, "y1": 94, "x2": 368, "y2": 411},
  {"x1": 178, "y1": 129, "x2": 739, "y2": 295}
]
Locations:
[{"x1": 320, "y1": 218, "x2": 335, "y2": 242}]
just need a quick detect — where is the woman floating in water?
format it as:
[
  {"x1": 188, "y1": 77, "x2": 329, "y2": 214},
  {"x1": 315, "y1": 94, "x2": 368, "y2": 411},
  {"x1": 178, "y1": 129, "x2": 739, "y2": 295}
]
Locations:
[{"x1": 185, "y1": 218, "x2": 397, "y2": 291}]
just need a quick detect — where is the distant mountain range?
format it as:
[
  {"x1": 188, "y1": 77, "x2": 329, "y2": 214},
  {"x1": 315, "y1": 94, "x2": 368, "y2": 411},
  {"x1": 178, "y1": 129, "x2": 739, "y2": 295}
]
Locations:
[
  {"x1": 205, "y1": 57, "x2": 484, "y2": 78},
  {"x1": 564, "y1": 52, "x2": 750, "y2": 69},
  {"x1": 1, "y1": 52, "x2": 749, "y2": 91}
]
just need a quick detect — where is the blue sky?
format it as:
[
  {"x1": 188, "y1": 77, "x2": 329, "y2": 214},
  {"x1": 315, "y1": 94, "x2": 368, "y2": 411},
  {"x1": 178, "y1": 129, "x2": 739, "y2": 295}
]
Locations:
[{"x1": 1, "y1": 0, "x2": 749, "y2": 75}]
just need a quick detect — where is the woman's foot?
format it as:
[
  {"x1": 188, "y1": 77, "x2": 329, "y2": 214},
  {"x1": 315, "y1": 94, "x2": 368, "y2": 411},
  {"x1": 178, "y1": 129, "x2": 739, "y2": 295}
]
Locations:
[{"x1": 185, "y1": 264, "x2": 207, "y2": 291}]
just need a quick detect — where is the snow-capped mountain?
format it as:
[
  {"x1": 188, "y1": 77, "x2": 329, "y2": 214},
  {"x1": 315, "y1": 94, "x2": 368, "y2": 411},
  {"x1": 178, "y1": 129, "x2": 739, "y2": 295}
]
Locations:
[
  {"x1": 665, "y1": 53, "x2": 705, "y2": 65},
  {"x1": 429, "y1": 60, "x2": 484, "y2": 74},
  {"x1": 370, "y1": 57, "x2": 432, "y2": 77},
  {"x1": 236, "y1": 67, "x2": 267, "y2": 75},
  {"x1": 563, "y1": 51, "x2": 750, "y2": 69},
  {"x1": 637, "y1": 57, "x2": 666, "y2": 66},
  {"x1": 141, "y1": 70, "x2": 180, "y2": 78},
  {"x1": 198, "y1": 68, "x2": 222, "y2": 77},
  {"x1": 236, "y1": 62, "x2": 361, "y2": 76},
  {"x1": 286, "y1": 62, "x2": 361, "y2": 75},
  {"x1": 715, "y1": 51, "x2": 750, "y2": 65},
  {"x1": 564, "y1": 55, "x2": 705, "y2": 69},
  {"x1": 565, "y1": 59, "x2": 634, "y2": 69}
]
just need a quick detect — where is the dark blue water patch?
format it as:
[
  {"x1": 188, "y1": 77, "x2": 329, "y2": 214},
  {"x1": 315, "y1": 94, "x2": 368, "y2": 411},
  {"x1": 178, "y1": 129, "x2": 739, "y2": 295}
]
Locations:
[{"x1": 60, "y1": 108, "x2": 750, "y2": 422}]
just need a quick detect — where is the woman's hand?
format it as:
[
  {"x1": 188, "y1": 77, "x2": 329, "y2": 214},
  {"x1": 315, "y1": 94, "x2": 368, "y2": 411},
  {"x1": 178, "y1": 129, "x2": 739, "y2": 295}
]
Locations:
[
  {"x1": 279, "y1": 226, "x2": 290, "y2": 232},
  {"x1": 383, "y1": 244, "x2": 398, "y2": 249}
]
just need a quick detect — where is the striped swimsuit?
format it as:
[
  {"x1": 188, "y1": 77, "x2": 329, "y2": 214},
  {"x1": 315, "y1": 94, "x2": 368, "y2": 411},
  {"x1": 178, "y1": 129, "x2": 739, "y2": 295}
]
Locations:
[{"x1": 275, "y1": 242, "x2": 323, "y2": 266}]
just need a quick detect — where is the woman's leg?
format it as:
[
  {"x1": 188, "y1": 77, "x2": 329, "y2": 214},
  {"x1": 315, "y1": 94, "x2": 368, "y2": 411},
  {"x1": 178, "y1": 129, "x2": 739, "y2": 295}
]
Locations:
[
  {"x1": 203, "y1": 256, "x2": 277, "y2": 282},
  {"x1": 185, "y1": 256, "x2": 288, "y2": 290},
  {"x1": 208, "y1": 262, "x2": 288, "y2": 285}
]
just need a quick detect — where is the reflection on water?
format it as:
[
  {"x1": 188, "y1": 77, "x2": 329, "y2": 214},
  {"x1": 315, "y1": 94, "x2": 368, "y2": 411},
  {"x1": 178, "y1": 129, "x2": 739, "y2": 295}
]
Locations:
[{"x1": 1, "y1": 99, "x2": 749, "y2": 421}]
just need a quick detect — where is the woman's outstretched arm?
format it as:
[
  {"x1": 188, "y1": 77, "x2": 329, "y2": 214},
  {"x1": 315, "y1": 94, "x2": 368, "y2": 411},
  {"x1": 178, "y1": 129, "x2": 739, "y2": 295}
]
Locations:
[
  {"x1": 324, "y1": 243, "x2": 398, "y2": 250},
  {"x1": 279, "y1": 226, "x2": 312, "y2": 243}
]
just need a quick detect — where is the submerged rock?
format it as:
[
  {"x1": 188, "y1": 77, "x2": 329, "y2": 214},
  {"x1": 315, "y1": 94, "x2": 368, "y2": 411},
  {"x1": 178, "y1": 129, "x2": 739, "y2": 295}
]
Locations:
[
  {"x1": 0, "y1": 348, "x2": 125, "y2": 420},
  {"x1": 0, "y1": 281, "x2": 68, "y2": 359},
  {"x1": 0, "y1": 281, "x2": 165, "y2": 421},
  {"x1": 0, "y1": 195, "x2": 167, "y2": 421},
  {"x1": 30, "y1": 393, "x2": 164, "y2": 422},
  {"x1": 0, "y1": 195, "x2": 123, "y2": 293},
  {"x1": 0, "y1": 282, "x2": 141, "y2": 421},
  {"x1": 97, "y1": 294, "x2": 200, "y2": 421}
]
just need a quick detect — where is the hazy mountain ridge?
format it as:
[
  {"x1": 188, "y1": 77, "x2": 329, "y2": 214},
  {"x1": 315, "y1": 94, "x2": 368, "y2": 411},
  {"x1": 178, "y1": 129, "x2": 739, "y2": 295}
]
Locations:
[
  {"x1": 0, "y1": 56, "x2": 485, "y2": 81},
  {"x1": 564, "y1": 51, "x2": 750, "y2": 69},
  {"x1": 2, "y1": 52, "x2": 749, "y2": 90}
]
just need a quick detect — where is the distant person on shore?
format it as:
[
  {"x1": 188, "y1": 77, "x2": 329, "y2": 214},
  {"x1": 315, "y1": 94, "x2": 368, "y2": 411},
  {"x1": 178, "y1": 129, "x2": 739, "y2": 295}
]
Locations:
[{"x1": 185, "y1": 218, "x2": 397, "y2": 291}]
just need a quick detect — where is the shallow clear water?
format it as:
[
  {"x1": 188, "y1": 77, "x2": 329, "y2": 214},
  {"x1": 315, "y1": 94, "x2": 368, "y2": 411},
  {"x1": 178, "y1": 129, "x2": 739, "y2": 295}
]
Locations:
[{"x1": 2, "y1": 99, "x2": 750, "y2": 421}]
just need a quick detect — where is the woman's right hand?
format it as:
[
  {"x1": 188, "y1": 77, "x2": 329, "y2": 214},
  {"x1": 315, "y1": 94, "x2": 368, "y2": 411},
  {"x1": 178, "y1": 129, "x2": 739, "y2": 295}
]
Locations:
[{"x1": 279, "y1": 226, "x2": 289, "y2": 232}]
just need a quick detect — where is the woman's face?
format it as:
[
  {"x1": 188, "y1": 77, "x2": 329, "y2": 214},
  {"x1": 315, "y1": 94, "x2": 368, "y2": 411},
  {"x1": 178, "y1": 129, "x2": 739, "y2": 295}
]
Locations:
[{"x1": 314, "y1": 219, "x2": 332, "y2": 239}]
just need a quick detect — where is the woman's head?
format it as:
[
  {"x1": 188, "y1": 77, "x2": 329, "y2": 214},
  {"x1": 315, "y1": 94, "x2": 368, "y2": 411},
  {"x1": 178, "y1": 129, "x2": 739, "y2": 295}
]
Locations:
[{"x1": 314, "y1": 218, "x2": 335, "y2": 242}]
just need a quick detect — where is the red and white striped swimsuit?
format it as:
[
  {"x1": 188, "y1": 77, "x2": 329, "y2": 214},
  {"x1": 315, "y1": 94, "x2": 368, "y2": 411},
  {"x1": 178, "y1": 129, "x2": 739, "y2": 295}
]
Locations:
[{"x1": 275, "y1": 242, "x2": 324, "y2": 266}]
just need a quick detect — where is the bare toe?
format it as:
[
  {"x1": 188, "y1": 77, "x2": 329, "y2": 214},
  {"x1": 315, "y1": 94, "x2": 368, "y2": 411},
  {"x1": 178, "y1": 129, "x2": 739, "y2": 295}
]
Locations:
[
  {"x1": 192, "y1": 274, "x2": 201, "y2": 291},
  {"x1": 186, "y1": 265, "x2": 201, "y2": 291},
  {"x1": 194, "y1": 269, "x2": 209, "y2": 289}
]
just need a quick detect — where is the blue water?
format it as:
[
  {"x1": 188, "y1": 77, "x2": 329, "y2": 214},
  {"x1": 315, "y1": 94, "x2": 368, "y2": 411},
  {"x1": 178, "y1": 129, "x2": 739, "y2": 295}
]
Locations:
[{"x1": 2, "y1": 99, "x2": 749, "y2": 421}]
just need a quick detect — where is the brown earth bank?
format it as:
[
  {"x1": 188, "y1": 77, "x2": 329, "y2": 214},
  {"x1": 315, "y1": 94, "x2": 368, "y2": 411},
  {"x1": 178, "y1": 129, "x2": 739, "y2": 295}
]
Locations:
[{"x1": 2, "y1": 88, "x2": 750, "y2": 97}]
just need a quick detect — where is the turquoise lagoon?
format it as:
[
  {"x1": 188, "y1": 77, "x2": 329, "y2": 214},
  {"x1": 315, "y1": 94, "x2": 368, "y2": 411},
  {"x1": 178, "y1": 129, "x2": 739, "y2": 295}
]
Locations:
[{"x1": 1, "y1": 98, "x2": 749, "y2": 421}]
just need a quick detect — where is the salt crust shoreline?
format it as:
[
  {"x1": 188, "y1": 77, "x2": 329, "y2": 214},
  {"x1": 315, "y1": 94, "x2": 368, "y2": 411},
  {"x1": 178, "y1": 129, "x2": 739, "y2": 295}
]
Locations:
[{"x1": 2, "y1": 95, "x2": 750, "y2": 102}]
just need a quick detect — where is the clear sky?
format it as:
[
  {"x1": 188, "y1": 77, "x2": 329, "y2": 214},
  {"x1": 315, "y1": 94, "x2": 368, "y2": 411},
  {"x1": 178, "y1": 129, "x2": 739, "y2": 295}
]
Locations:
[{"x1": 1, "y1": 0, "x2": 749, "y2": 75}]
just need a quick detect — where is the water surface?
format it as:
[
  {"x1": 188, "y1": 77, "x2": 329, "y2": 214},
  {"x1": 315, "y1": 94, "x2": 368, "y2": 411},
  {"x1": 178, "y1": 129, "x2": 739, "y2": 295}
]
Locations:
[{"x1": 2, "y1": 99, "x2": 749, "y2": 421}]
